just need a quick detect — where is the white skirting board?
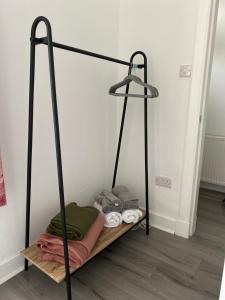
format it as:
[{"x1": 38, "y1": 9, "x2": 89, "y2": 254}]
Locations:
[
  {"x1": 0, "y1": 254, "x2": 23, "y2": 286},
  {"x1": 174, "y1": 219, "x2": 190, "y2": 238},
  {"x1": 147, "y1": 210, "x2": 190, "y2": 238},
  {"x1": 200, "y1": 181, "x2": 225, "y2": 194},
  {"x1": 149, "y1": 211, "x2": 176, "y2": 235},
  {"x1": 139, "y1": 207, "x2": 188, "y2": 237}
]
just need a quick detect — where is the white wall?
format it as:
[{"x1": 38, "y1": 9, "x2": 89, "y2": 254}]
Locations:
[
  {"x1": 117, "y1": 0, "x2": 200, "y2": 233},
  {"x1": 0, "y1": 0, "x2": 119, "y2": 283},
  {"x1": 206, "y1": 0, "x2": 225, "y2": 136}
]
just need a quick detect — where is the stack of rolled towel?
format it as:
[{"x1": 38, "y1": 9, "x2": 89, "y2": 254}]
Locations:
[
  {"x1": 36, "y1": 202, "x2": 104, "y2": 268},
  {"x1": 94, "y1": 185, "x2": 142, "y2": 228}
]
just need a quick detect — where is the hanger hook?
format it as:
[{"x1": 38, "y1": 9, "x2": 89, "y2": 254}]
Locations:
[{"x1": 131, "y1": 63, "x2": 138, "y2": 75}]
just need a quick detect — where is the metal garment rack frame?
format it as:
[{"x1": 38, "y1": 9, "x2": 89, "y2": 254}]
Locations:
[{"x1": 25, "y1": 16, "x2": 150, "y2": 300}]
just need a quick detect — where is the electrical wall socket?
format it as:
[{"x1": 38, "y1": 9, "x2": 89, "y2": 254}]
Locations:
[
  {"x1": 155, "y1": 176, "x2": 172, "y2": 189},
  {"x1": 179, "y1": 65, "x2": 192, "y2": 78}
]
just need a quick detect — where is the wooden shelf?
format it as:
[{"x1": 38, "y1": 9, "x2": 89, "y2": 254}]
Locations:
[{"x1": 21, "y1": 211, "x2": 146, "y2": 284}]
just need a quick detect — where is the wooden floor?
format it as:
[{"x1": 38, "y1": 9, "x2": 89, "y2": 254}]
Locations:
[{"x1": 0, "y1": 188, "x2": 224, "y2": 300}]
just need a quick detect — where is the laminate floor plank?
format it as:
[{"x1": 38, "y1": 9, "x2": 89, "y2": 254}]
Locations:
[
  {"x1": 148, "y1": 269, "x2": 217, "y2": 300},
  {"x1": 76, "y1": 256, "x2": 160, "y2": 300},
  {"x1": 117, "y1": 232, "x2": 202, "y2": 277},
  {"x1": 0, "y1": 188, "x2": 224, "y2": 299}
]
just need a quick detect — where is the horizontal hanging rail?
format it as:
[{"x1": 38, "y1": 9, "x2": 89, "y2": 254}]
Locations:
[{"x1": 32, "y1": 37, "x2": 145, "y2": 68}]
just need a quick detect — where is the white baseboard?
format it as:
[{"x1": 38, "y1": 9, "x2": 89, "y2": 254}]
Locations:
[
  {"x1": 200, "y1": 181, "x2": 225, "y2": 194},
  {"x1": 149, "y1": 211, "x2": 176, "y2": 234},
  {"x1": 140, "y1": 207, "x2": 189, "y2": 238},
  {"x1": 175, "y1": 219, "x2": 190, "y2": 238},
  {"x1": 0, "y1": 254, "x2": 23, "y2": 286}
]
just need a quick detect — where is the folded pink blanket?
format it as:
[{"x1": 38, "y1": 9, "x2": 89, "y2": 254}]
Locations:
[
  {"x1": 0, "y1": 155, "x2": 6, "y2": 207},
  {"x1": 37, "y1": 213, "x2": 104, "y2": 268}
]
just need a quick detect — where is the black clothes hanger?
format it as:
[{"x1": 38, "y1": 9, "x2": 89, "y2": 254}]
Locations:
[{"x1": 109, "y1": 74, "x2": 159, "y2": 98}]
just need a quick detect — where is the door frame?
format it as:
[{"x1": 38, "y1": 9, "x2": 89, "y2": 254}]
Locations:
[{"x1": 175, "y1": 0, "x2": 219, "y2": 238}]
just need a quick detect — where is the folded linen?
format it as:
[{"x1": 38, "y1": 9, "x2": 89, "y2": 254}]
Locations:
[
  {"x1": 112, "y1": 185, "x2": 139, "y2": 210},
  {"x1": 104, "y1": 211, "x2": 123, "y2": 228},
  {"x1": 47, "y1": 202, "x2": 99, "y2": 240},
  {"x1": 37, "y1": 213, "x2": 104, "y2": 268},
  {"x1": 95, "y1": 190, "x2": 124, "y2": 213},
  {"x1": 122, "y1": 209, "x2": 142, "y2": 224}
]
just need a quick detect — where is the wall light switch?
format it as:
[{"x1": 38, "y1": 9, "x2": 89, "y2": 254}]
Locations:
[{"x1": 179, "y1": 65, "x2": 192, "y2": 78}]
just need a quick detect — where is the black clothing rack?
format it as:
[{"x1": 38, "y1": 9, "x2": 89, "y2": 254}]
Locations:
[{"x1": 24, "y1": 16, "x2": 151, "y2": 300}]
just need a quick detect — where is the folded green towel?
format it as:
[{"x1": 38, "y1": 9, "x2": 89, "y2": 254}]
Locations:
[{"x1": 47, "y1": 202, "x2": 99, "y2": 240}]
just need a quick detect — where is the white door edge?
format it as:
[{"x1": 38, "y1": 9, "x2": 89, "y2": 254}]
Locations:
[{"x1": 175, "y1": 0, "x2": 219, "y2": 238}]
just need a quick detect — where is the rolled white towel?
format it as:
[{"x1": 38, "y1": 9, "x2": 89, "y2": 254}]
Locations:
[
  {"x1": 122, "y1": 209, "x2": 142, "y2": 224},
  {"x1": 93, "y1": 201, "x2": 122, "y2": 228},
  {"x1": 104, "y1": 212, "x2": 123, "y2": 228}
]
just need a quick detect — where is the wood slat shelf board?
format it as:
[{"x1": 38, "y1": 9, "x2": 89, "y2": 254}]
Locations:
[{"x1": 21, "y1": 210, "x2": 146, "y2": 284}]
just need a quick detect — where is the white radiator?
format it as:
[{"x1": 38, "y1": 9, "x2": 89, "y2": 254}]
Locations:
[{"x1": 201, "y1": 135, "x2": 225, "y2": 186}]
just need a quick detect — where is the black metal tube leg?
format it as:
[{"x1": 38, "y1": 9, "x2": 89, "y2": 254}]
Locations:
[
  {"x1": 112, "y1": 51, "x2": 150, "y2": 236},
  {"x1": 25, "y1": 39, "x2": 36, "y2": 271},
  {"x1": 144, "y1": 62, "x2": 150, "y2": 236},
  {"x1": 26, "y1": 16, "x2": 73, "y2": 300},
  {"x1": 46, "y1": 22, "x2": 72, "y2": 300},
  {"x1": 112, "y1": 97, "x2": 128, "y2": 188},
  {"x1": 112, "y1": 66, "x2": 132, "y2": 188}
]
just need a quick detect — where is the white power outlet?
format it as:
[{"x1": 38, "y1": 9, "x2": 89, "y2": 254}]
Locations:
[
  {"x1": 155, "y1": 176, "x2": 172, "y2": 189},
  {"x1": 179, "y1": 65, "x2": 192, "y2": 78}
]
